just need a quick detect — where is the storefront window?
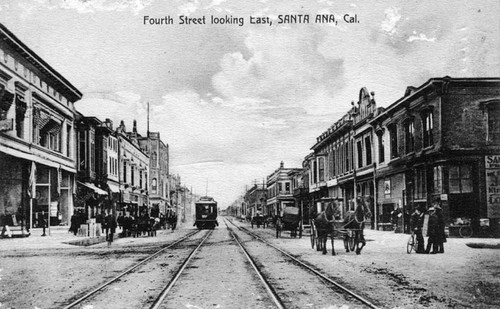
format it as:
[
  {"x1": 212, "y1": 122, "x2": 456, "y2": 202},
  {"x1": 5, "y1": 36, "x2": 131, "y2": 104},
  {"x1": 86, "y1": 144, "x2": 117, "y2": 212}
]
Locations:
[
  {"x1": 415, "y1": 168, "x2": 426, "y2": 199},
  {"x1": 433, "y1": 166, "x2": 442, "y2": 193}
]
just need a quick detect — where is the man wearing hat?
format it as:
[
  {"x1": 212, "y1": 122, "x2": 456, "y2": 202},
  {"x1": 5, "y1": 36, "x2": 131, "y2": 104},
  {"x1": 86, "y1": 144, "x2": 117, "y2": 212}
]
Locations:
[
  {"x1": 434, "y1": 203, "x2": 446, "y2": 253},
  {"x1": 426, "y1": 199, "x2": 445, "y2": 254}
]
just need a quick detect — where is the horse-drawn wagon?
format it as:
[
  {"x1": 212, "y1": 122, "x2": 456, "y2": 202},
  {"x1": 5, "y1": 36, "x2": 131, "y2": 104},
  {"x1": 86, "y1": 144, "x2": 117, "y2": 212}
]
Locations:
[
  {"x1": 310, "y1": 220, "x2": 357, "y2": 252},
  {"x1": 251, "y1": 213, "x2": 266, "y2": 228},
  {"x1": 276, "y1": 206, "x2": 302, "y2": 238},
  {"x1": 310, "y1": 198, "x2": 371, "y2": 255}
]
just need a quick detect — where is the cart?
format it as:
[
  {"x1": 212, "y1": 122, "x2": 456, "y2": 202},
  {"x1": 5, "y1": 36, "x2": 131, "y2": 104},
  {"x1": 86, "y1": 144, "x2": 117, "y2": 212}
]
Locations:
[
  {"x1": 251, "y1": 214, "x2": 266, "y2": 228},
  {"x1": 310, "y1": 220, "x2": 356, "y2": 251},
  {"x1": 276, "y1": 206, "x2": 302, "y2": 238}
]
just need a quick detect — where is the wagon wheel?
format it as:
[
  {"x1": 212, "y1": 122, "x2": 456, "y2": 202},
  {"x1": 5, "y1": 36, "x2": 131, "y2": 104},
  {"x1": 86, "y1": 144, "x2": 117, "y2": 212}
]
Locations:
[{"x1": 310, "y1": 221, "x2": 316, "y2": 249}]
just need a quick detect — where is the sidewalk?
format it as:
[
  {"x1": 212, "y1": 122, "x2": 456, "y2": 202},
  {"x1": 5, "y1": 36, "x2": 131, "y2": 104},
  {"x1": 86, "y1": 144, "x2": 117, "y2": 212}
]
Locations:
[
  {"x1": 0, "y1": 220, "x2": 193, "y2": 251},
  {"x1": 0, "y1": 225, "x2": 111, "y2": 251}
]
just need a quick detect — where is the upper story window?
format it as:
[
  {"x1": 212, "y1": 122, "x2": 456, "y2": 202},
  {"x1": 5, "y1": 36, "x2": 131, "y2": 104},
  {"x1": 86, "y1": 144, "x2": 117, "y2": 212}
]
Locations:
[
  {"x1": 404, "y1": 119, "x2": 415, "y2": 154},
  {"x1": 449, "y1": 165, "x2": 472, "y2": 193},
  {"x1": 152, "y1": 151, "x2": 158, "y2": 167},
  {"x1": 78, "y1": 131, "x2": 86, "y2": 170},
  {"x1": 389, "y1": 124, "x2": 398, "y2": 159},
  {"x1": 285, "y1": 182, "x2": 290, "y2": 193},
  {"x1": 365, "y1": 136, "x2": 372, "y2": 165},
  {"x1": 123, "y1": 161, "x2": 127, "y2": 183},
  {"x1": 318, "y1": 157, "x2": 325, "y2": 182},
  {"x1": 131, "y1": 165, "x2": 135, "y2": 186},
  {"x1": 313, "y1": 160, "x2": 318, "y2": 183},
  {"x1": 33, "y1": 105, "x2": 62, "y2": 153},
  {"x1": 139, "y1": 170, "x2": 143, "y2": 188},
  {"x1": 487, "y1": 103, "x2": 500, "y2": 143},
  {"x1": 345, "y1": 142, "x2": 350, "y2": 172},
  {"x1": 423, "y1": 111, "x2": 434, "y2": 148},
  {"x1": 357, "y1": 140, "x2": 363, "y2": 168},
  {"x1": 330, "y1": 149, "x2": 336, "y2": 177},
  {"x1": 377, "y1": 132, "x2": 385, "y2": 163},
  {"x1": 152, "y1": 178, "x2": 157, "y2": 194},
  {"x1": 14, "y1": 84, "x2": 27, "y2": 139},
  {"x1": 90, "y1": 131, "x2": 95, "y2": 174},
  {"x1": 66, "y1": 124, "x2": 71, "y2": 158}
]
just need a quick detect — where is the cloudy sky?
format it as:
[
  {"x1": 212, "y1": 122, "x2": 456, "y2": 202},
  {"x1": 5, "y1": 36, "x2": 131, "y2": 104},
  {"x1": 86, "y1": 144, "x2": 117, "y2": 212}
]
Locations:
[{"x1": 1, "y1": 0, "x2": 498, "y2": 207}]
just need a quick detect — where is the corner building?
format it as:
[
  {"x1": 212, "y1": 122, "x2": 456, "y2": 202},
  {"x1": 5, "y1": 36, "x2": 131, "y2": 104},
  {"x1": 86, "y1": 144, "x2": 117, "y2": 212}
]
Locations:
[
  {"x1": 370, "y1": 77, "x2": 500, "y2": 236},
  {"x1": 0, "y1": 24, "x2": 81, "y2": 231}
]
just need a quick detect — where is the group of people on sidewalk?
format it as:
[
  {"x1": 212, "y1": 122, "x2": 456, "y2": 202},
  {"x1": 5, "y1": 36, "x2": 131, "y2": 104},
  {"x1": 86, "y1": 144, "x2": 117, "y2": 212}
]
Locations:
[
  {"x1": 70, "y1": 210, "x2": 117, "y2": 246},
  {"x1": 410, "y1": 199, "x2": 446, "y2": 254}
]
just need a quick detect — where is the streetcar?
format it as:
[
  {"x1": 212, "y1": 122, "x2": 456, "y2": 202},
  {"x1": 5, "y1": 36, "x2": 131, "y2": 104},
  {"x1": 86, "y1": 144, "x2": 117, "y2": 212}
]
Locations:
[{"x1": 194, "y1": 196, "x2": 219, "y2": 229}]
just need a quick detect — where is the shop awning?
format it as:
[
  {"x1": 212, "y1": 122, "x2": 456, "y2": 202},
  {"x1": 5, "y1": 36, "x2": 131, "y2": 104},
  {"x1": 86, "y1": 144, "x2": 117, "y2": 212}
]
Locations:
[
  {"x1": 107, "y1": 183, "x2": 120, "y2": 193},
  {"x1": 77, "y1": 181, "x2": 108, "y2": 195}
]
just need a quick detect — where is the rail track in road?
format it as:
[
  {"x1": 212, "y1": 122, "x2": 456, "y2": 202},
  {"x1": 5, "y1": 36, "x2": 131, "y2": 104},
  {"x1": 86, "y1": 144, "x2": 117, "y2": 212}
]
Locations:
[
  {"x1": 149, "y1": 230, "x2": 213, "y2": 308},
  {"x1": 225, "y1": 217, "x2": 380, "y2": 309},
  {"x1": 61, "y1": 230, "x2": 206, "y2": 309},
  {"x1": 225, "y1": 221, "x2": 286, "y2": 309}
]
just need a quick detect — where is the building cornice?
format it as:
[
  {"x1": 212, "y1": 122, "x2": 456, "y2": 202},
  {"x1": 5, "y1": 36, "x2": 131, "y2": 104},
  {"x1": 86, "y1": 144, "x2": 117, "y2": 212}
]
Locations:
[{"x1": 0, "y1": 23, "x2": 82, "y2": 102}]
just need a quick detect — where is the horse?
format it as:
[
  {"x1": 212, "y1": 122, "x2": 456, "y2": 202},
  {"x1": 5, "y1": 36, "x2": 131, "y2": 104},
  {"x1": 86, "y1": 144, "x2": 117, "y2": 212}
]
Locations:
[
  {"x1": 314, "y1": 202, "x2": 340, "y2": 255},
  {"x1": 342, "y1": 197, "x2": 372, "y2": 255}
]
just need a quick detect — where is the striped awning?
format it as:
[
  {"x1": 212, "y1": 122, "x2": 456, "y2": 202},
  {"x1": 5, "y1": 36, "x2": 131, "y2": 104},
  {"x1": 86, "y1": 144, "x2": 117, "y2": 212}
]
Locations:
[{"x1": 77, "y1": 181, "x2": 108, "y2": 196}]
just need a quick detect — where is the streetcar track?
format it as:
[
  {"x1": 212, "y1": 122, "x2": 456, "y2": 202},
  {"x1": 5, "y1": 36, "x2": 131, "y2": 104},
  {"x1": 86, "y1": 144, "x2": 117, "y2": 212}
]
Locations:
[
  {"x1": 149, "y1": 229, "x2": 213, "y2": 309},
  {"x1": 224, "y1": 221, "x2": 286, "y2": 309},
  {"x1": 224, "y1": 217, "x2": 380, "y2": 309},
  {"x1": 62, "y1": 230, "x2": 201, "y2": 309}
]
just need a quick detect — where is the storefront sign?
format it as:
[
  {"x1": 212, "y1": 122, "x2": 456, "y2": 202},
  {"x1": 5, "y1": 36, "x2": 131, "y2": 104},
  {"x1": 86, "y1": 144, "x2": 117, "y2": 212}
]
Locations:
[{"x1": 485, "y1": 155, "x2": 500, "y2": 218}]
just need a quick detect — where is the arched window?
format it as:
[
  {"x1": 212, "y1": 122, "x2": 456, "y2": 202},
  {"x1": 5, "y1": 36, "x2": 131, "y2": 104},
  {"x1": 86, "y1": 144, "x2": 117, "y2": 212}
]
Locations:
[{"x1": 152, "y1": 178, "x2": 157, "y2": 193}]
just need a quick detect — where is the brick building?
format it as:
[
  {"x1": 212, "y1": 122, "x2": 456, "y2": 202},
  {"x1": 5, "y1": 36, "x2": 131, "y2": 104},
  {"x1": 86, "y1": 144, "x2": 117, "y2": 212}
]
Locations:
[
  {"x1": 137, "y1": 131, "x2": 169, "y2": 218},
  {"x1": 370, "y1": 77, "x2": 500, "y2": 235}
]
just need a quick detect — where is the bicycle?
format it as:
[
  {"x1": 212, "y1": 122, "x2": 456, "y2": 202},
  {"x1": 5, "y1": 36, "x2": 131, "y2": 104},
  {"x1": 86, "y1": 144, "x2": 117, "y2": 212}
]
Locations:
[{"x1": 407, "y1": 232, "x2": 418, "y2": 254}]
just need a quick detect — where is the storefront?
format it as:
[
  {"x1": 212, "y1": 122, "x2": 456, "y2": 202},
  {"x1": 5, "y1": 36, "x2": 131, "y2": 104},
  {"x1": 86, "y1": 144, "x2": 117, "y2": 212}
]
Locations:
[{"x1": 0, "y1": 152, "x2": 76, "y2": 232}]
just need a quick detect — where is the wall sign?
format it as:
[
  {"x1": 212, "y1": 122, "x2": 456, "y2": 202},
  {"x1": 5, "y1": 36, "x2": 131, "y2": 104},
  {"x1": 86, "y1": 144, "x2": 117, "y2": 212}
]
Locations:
[{"x1": 485, "y1": 155, "x2": 500, "y2": 218}]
